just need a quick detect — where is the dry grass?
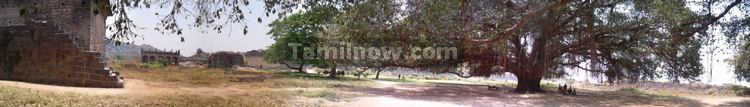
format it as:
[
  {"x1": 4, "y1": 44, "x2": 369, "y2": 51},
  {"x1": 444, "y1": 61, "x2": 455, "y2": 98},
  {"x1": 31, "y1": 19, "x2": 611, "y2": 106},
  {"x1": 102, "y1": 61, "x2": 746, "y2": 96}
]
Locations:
[
  {"x1": 0, "y1": 85, "x2": 290, "y2": 107},
  {"x1": 0, "y1": 60, "x2": 377, "y2": 106},
  {"x1": 113, "y1": 61, "x2": 234, "y2": 87},
  {"x1": 131, "y1": 89, "x2": 289, "y2": 107},
  {"x1": 0, "y1": 86, "x2": 128, "y2": 107},
  {"x1": 114, "y1": 60, "x2": 373, "y2": 88},
  {"x1": 118, "y1": 66, "x2": 234, "y2": 87}
]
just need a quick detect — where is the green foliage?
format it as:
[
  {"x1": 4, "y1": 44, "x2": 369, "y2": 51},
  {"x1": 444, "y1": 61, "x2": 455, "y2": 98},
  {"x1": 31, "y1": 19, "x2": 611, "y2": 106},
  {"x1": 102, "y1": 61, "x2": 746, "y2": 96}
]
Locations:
[
  {"x1": 733, "y1": 41, "x2": 750, "y2": 82},
  {"x1": 18, "y1": 8, "x2": 27, "y2": 16},
  {"x1": 17, "y1": 5, "x2": 39, "y2": 17},
  {"x1": 333, "y1": 0, "x2": 699, "y2": 83},
  {"x1": 264, "y1": 5, "x2": 340, "y2": 69},
  {"x1": 112, "y1": 55, "x2": 125, "y2": 61},
  {"x1": 105, "y1": 0, "x2": 749, "y2": 84},
  {"x1": 730, "y1": 85, "x2": 750, "y2": 96}
]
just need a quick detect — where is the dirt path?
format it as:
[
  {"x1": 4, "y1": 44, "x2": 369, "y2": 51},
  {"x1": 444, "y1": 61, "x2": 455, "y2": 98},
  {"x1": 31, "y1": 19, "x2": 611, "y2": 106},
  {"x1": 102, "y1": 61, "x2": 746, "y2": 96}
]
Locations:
[
  {"x1": 575, "y1": 83, "x2": 750, "y2": 106},
  {"x1": 683, "y1": 95, "x2": 750, "y2": 106},
  {"x1": 0, "y1": 79, "x2": 247, "y2": 96},
  {"x1": 0, "y1": 79, "x2": 134, "y2": 95},
  {"x1": 2, "y1": 79, "x2": 748, "y2": 106},
  {"x1": 326, "y1": 80, "x2": 750, "y2": 107}
]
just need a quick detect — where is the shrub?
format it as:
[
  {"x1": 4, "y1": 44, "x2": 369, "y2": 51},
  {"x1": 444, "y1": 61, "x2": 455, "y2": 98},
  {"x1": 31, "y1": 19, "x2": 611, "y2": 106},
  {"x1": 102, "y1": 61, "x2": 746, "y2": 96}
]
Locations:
[
  {"x1": 731, "y1": 85, "x2": 750, "y2": 96},
  {"x1": 140, "y1": 61, "x2": 166, "y2": 68},
  {"x1": 111, "y1": 55, "x2": 126, "y2": 61}
]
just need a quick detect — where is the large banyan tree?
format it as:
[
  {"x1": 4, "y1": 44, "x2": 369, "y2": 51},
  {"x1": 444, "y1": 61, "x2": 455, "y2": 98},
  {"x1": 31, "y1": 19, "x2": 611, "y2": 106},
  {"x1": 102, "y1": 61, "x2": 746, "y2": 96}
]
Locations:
[
  {"x1": 312, "y1": 0, "x2": 747, "y2": 93},
  {"x1": 103, "y1": 0, "x2": 749, "y2": 93}
]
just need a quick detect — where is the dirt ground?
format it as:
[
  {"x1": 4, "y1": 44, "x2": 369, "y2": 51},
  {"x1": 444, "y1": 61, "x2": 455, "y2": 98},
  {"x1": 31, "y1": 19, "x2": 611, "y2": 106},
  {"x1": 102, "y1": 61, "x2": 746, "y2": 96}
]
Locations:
[
  {"x1": 0, "y1": 79, "x2": 248, "y2": 97},
  {"x1": 323, "y1": 80, "x2": 750, "y2": 107},
  {"x1": 1, "y1": 78, "x2": 748, "y2": 107}
]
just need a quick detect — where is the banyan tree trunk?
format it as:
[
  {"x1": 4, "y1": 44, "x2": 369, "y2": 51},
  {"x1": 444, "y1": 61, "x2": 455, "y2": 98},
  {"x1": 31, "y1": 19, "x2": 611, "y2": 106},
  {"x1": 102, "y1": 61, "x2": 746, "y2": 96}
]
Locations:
[
  {"x1": 514, "y1": 75, "x2": 544, "y2": 93},
  {"x1": 512, "y1": 68, "x2": 544, "y2": 93}
]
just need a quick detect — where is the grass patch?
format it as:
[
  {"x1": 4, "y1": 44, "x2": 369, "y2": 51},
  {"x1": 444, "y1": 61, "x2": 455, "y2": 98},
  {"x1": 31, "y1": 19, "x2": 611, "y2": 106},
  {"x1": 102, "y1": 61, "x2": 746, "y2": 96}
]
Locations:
[
  {"x1": 132, "y1": 89, "x2": 289, "y2": 107},
  {"x1": 0, "y1": 86, "x2": 127, "y2": 107},
  {"x1": 141, "y1": 61, "x2": 167, "y2": 68},
  {"x1": 105, "y1": 61, "x2": 381, "y2": 106},
  {"x1": 0, "y1": 85, "x2": 290, "y2": 107},
  {"x1": 540, "y1": 82, "x2": 559, "y2": 89},
  {"x1": 115, "y1": 60, "x2": 375, "y2": 89},
  {"x1": 115, "y1": 63, "x2": 233, "y2": 86},
  {"x1": 298, "y1": 90, "x2": 338, "y2": 101},
  {"x1": 0, "y1": 60, "x2": 385, "y2": 107}
]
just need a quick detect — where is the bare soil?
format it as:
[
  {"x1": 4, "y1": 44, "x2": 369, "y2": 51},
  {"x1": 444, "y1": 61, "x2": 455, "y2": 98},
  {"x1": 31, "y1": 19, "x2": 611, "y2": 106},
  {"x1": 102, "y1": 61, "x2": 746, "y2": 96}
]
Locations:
[
  {"x1": 1, "y1": 78, "x2": 748, "y2": 107},
  {"x1": 323, "y1": 80, "x2": 750, "y2": 107},
  {"x1": 0, "y1": 79, "x2": 248, "y2": 97}
]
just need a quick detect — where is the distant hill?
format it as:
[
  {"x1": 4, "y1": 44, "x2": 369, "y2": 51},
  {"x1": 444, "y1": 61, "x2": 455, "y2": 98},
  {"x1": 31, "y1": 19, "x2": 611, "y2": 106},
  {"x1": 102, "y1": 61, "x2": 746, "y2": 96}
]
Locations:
[{"x1": 106, "y1": 42, "x2": 157, "y2": 59}]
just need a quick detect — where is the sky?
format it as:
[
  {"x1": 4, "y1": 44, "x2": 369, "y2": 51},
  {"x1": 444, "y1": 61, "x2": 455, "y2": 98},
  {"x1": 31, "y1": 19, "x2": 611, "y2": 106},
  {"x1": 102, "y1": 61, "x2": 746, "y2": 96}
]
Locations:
[
  {"x1": 107, "y1": 1, "x2": 749, "y2": 86},
  {"x1": 107, "y1": 1, "x2": 278, "y2": 56}
]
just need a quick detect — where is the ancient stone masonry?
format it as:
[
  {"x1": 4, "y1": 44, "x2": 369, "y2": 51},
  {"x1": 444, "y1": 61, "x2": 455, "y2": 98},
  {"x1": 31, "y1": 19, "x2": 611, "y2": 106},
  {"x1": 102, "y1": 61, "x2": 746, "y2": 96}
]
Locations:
[
  {"x1": 141, "y1": 49, "x2": 181, "y2": 65},
  {"x1": 0, "y1": 0, "x2": 123, "y2": 88},
  {"x1": 208, "y1": 52, "x2": 245, "y2": 68}
]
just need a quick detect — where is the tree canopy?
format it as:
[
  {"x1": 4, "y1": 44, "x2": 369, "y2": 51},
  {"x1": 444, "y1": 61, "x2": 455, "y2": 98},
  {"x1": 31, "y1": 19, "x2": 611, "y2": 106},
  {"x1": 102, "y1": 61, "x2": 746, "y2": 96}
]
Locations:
[
  {"x1": 264, "y1": 5, "x2": 339, "y2": 73},
  {"x1": 104, "y1": 0, "x2": 750, "y2": 93}
]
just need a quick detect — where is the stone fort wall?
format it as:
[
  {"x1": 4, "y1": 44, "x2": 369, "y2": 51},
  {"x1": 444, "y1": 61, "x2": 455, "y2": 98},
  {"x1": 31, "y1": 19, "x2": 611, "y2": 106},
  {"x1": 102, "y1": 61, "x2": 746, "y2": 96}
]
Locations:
[
  {"x1": 0, "y1": 0, "x2": 107, "y2": 52},
  {"x1": 0, "y1": 0, "x2": 121, "y2": 88}
]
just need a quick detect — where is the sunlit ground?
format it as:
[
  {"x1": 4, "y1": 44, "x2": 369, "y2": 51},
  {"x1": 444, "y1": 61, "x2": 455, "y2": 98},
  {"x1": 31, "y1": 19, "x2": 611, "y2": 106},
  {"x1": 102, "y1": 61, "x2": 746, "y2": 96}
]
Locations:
[{"x1": 0, "y1": 61, "x2": 748, "y2": 107}]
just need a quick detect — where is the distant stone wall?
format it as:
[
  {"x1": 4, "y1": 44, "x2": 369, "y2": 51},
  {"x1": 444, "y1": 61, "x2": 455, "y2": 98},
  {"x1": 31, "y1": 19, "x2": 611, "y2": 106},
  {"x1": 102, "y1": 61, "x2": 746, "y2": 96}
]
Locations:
[
  {"x1": 208, "y1": 52, "x2": 245, "y2": 68},
  {"x1": 141, "y1": 49, "x2": 181, "y2": 65},
  {"x1": 0, "y1": 22, "x2": 122, "y2": 88}
]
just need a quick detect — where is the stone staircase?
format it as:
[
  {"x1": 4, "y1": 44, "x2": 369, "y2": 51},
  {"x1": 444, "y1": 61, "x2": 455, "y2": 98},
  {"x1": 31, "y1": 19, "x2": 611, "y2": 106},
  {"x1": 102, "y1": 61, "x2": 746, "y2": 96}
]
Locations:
[{"x1": 0, "y1": 20, "x2": 123, "y2": 88}]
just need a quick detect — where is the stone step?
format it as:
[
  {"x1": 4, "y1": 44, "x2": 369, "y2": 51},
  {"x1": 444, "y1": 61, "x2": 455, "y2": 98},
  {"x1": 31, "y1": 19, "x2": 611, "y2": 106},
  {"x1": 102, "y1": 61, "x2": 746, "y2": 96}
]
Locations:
[{"x1": 6, "y1": 19, "x2": 125, "y2": 88}]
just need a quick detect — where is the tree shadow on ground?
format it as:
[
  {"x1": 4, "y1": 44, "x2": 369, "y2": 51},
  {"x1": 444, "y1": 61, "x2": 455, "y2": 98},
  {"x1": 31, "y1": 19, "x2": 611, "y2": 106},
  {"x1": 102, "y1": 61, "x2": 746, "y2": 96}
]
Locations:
[
  {"x1": 717, "y1": 100, "x2": 750, "y2": 106},
  {"x1": 348, "y1": 82, "x2": 706, "y2": 107}
]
